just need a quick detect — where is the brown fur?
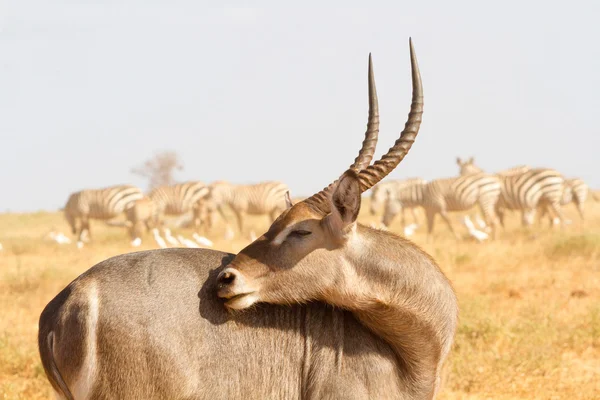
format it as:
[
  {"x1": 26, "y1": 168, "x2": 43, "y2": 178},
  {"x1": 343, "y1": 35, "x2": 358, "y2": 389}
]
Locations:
[
  {"x1": 39, "y1": 41, "x2": 456, "y2": 399},
  {"x1": 39, "y1": 248, "x2": 424, "y2": 399},
  {"x1": 218, "y1": 173, "x2": 458, "y2": 399}
]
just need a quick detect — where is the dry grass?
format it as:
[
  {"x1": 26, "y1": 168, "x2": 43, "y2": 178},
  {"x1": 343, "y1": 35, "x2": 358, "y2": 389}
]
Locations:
[{"x1": 1, "y1": 199, "x2": 599, "y2": 399}]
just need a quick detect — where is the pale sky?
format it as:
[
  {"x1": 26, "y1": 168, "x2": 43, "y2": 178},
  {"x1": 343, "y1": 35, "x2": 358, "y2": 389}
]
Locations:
[{"x1": 2, "y1": 1, "x2": 599, "y2": 212}]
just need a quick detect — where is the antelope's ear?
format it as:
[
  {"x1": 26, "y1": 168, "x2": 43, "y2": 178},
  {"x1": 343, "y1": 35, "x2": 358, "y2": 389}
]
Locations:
[
  {"x1": 456, "y1": 157, "x2": 463, "y2": 166},
  {"x1": 326, "y1": 169, "x2": 361, "y2": 235},
  {"x1": 284, "y1": 191, "x2": 293, "y2": 209}
]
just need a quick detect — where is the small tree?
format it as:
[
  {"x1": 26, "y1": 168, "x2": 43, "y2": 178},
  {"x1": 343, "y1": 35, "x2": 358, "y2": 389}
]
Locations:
[{"x1": 132, "y1": 151, "x2": 183, "y2": 190}]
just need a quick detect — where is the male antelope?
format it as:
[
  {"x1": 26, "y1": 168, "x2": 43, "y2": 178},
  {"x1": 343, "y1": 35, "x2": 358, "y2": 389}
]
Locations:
[{"x1": 39, "y1": 40, "x2": 458, "y2": 400}]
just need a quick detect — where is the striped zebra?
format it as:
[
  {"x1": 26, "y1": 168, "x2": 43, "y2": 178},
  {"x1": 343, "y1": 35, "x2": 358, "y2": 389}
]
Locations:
[
  {"x1": 456, "y1": 158, "x2": 567, "y2": 228},
  {"x1": 125, "y1": 196, "x2": 157, "y2": 242},
  {"x1": 200, "y1": 181, "x2": 290, "y2": 237},
  {"x1": 370, "y1": 178, "x2": 427, "y2": 228},
  {"x1": 538, "y1": 177, "x2": 589, "y2": 226},
  {"x1": 420, "y1": 169, "x2": 502, "y2": 239},
  {"x1": 64, "y1": 185, "x2": 144, "y2": 244},
  {"x1": 147, "y1": 181, "x2": 209, "y2": 230}
]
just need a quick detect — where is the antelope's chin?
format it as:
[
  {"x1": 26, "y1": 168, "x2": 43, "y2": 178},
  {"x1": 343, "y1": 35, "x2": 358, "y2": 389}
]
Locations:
[{"x1": 224, "y1": 292, "x2": 259, "y2": 310}]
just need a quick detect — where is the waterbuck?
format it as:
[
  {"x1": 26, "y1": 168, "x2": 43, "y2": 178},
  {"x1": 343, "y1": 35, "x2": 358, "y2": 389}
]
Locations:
[{"x1": 39, "y1": 39, "x2": 458, "y2": 400}]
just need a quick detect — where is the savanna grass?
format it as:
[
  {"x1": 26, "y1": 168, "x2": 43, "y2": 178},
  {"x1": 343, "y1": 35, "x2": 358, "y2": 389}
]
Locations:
[{"x1": 1, "y1": 199, "x2": 599, "y2": 399}]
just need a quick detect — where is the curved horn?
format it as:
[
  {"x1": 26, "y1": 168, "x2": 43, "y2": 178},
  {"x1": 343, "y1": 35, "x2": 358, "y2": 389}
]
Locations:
[
  {"x1": 302, "y1": 53, "x2": 381, "y2": 213},
  {"x1": 303, "y1": 39, "x2": 423, "y2": 214},
  {"x1": 356, "y1": 38, "x2": 423, "y2": 193},
  {"x1": 349, "y1": 53, "x2": 380, "y2": 171}
]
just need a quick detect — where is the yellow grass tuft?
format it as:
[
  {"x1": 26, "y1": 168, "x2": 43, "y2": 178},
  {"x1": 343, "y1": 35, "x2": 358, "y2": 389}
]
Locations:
[{"x1": 1, "y1": 199, "x2": 599, "y2": 399}]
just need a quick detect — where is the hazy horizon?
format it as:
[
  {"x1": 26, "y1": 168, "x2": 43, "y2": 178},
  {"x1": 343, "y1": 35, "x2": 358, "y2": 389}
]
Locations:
[{"x1": 2, "y1": 1, "x2": 599, "y2": 212}]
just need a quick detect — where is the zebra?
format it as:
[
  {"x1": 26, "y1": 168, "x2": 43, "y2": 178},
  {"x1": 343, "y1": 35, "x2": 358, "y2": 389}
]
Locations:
[
  {"x1": 147, "y1": 181, "x2": 210, "y2": 230},
  {"x1": 370, "y1": 178, "x2": 427, "y2": 228},
  {"x1": 200, "y1": 180, "x2": 290, "y2": 238},
  {"x1": 456, "y1": 157, "x2": 567, "y2": 228},
  {"x1": 64, "y1": 184, "x2": 144, "y2": 244},
  {"x1": 124, "y1": 196, "x2": 157, "y2": 245},
  {"x1": 538, "y1": 177, "x2": 589, "y2": 226},
  {"x1": 420, "y1": 171, "x2": 502, "y2": 239}
]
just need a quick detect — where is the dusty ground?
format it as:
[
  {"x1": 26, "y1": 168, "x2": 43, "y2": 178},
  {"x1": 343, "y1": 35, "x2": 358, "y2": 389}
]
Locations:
[{"x1": 1, "y1": 199, "x2": 599, "y2": 399}]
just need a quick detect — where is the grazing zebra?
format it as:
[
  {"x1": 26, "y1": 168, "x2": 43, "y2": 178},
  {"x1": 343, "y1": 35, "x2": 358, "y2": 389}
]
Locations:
[
  {"x1": 147, "y1": 181, "x2": 209, "y2": 230},
  {"x1": 200, "y1": 181, "x2": 290, "y2": 237},
  {"x1": 420, "y1": 170, "x2": 502, "y2": 239},
  {"x1": 456, "y1": 157, "x2": 567, "y2": 228},
  {"x1": 538, "y1": 177, "x2": 589, "y2": 226},
  {"x1": 64, "y1": 185, "x2": 144, "y2": 244},
  {"x1": 370, "y1": 178, "x2": 427, "y2": 228},
  {"x1": 125, "y1": 196, "x2": 157, "y2": 244}
]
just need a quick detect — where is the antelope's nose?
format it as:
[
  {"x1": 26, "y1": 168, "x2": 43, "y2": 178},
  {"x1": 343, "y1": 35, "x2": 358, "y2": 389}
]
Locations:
[
  {"x1": 217, "y1": 269, "x2": 238, "y2": 286},
  {"x1": 216, "y1": 267, "x2": 246, "y2": 296}
]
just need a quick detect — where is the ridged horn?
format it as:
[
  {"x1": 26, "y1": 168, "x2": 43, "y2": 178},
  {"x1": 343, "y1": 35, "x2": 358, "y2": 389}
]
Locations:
[
  {"x1": 349, "y1": 53, "x2": 380, "y2": 171},
  {"x1": 303, "y1": 38, "x2": 423, "y2": 215},
  {"x1": 302, "y1": 53, "x2": 381, "y2": 214},
  {"x1": 356, "y1": 38, "x2": 423, "y2": 193}
]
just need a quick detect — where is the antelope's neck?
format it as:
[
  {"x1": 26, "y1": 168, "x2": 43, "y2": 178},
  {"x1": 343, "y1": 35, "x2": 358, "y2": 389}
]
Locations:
[{"x1": 326, "y1": 226, "x2": 458, "y2": 399}]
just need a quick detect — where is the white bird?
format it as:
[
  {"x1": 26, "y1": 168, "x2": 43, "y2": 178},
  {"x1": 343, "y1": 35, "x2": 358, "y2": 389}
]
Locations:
[
  {"x1": 47, "y1": 231, "x2": 72, "y2": 244},
  {"x1": 553, "y1": 217, "x2": 572, "y2": 226},
  {"x1": 469, "y1": 229, "x2": 489, "y2": 242},
  {"x1": 224, "y1": 226, "x2": 234, "y2": 240},
  {"x1": 152, "y1": 229, "x2": 167, "y2": 248},
  {"x1": 55, "y1": 232, "x2": 71, "y2": 244},
  {"x1": 131, "y1": 237, "x2": 142, "y2": 247},
  {"x1": 403, "y1": 223, "x2": 418, "y2": 237},
  {"x1": 177, "y1": 235, "x2": 200, "y2": 248},
  {"x1": 163, "y1": 228, "x2": 180, "y2": 246},
  {"x1": 463, "y1": 215, "x2": 476, "y2": 231},
  {"x1": 462, "y1": 216, "x2": 489, "y2": 242},
  {"x1": 192, "y1": 233, "x2": 213, "y2": 247}
]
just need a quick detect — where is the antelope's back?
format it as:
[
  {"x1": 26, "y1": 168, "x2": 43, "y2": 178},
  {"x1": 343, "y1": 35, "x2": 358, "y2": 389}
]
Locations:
[{"x1": 38, "y1": 248, "x2": 403, "y2": 399}]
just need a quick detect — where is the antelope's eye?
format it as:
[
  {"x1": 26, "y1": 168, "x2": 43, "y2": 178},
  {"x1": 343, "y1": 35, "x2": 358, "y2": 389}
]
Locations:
[{"x1": 289, "y1": 230, "x2": 312, "y2": 238}]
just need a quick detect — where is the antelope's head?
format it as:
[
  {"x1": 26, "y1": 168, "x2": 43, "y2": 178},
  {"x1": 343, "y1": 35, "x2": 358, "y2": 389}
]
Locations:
[
  {"x1": 456, "y1": 157, "x2": 482, "y2": 176},
  {"x1": 216, "y1": 40, "x2": 423, "y2": 310}
]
